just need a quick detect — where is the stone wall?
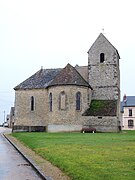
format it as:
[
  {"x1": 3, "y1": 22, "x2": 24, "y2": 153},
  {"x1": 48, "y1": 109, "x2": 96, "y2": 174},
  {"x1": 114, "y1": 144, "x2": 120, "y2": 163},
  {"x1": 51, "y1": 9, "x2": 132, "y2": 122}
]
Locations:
[
  {"x1": 14, "y1": 85, "x2": 92, "y2": 130},
  {"x1": 48, "y1": 85, "x2": 91, "y2": 126},
  {"x1": 14, "y1": 89, "x2": 49, "y2": 126},
  {"x1": 47, "y1": 116, "x2": 120, "y2": 132},
  {"x1": 14, "y1": 85, "x2": 120, "y2": 132},
  {"x1": 83, "y1": 116, "x2": 120, "y2": 132}
]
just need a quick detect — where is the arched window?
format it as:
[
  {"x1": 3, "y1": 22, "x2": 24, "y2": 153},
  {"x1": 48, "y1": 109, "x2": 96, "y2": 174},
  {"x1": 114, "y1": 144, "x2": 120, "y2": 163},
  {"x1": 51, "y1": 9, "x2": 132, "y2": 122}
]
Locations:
[
  {"x1": 49, "y1": 93, "x2": 52, "y2": 112},
  {"x1": 59, "y1": 91, "x2": 66, "y2": 110},
  {"x1": 128, "y1": 120, "x2": 134, "y2": 128},
  {"x1": 31, "y1": 96, "x2": 35, "y2": 111},
  {"x1": 76, "y1": 92, "x2": 81, "y2": 111},
  {"x1": 100, "y1": 53, "x2": 105, "y2": 63}
]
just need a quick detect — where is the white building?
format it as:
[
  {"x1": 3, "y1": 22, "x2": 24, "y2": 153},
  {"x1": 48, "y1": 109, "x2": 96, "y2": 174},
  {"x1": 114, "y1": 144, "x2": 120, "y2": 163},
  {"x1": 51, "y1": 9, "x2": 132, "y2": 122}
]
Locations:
[{"x1": 121, "y1": 95, "x2": 135, "y2": 130}]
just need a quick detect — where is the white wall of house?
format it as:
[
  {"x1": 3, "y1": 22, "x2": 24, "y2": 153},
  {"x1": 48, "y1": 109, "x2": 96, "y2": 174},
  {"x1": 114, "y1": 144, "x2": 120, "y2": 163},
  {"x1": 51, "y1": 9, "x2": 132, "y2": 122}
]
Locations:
[{"x1": 122, "y1": 106, "x2": 135, "y2": 130}]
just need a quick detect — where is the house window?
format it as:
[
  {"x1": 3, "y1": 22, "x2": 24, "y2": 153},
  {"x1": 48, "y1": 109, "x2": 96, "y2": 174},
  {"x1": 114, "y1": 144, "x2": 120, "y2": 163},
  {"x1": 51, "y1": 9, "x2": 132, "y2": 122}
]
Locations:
[
  {"x1": 100, "y1": 53, "x2": 105, "y2": 63},
  {"x1": 128, "y1": 119, "x2": 134, "y2": 128},
  {"x1": 59, "y1": 91, "x2": 66, "y2": 110},
  {"x1": 129, "y1": 109, "x2": 132, "y2": 116},
  {"x1": 76, "y1": 92, "x2": 81, "y2": 111},
  {"x1": 49, "y1": 93, "x2": 52, "y2": 112},
  {"x1": 31, "y1": 96, "x2": 35, "y2": 111}
]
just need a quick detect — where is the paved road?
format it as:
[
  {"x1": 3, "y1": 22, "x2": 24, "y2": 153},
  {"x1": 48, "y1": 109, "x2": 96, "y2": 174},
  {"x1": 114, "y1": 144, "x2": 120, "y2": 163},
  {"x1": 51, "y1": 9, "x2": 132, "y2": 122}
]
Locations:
[{"x1": 0, "y1": 127, "x2": 42, "y2": 180}]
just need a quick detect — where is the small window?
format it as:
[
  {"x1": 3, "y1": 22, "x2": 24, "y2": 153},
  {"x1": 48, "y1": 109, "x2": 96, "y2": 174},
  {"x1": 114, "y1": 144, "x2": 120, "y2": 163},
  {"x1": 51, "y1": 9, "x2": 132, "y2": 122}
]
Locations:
[
  {"x1": 59, "y1": 91, "x2": 66, "y2": 110},
  {"x1": 31, "y1": 96, "x2": 35, "y2": 111},
  {"x1": 100, "y1": 53, "x2": 105, "y2": 63},
  {"x1": 76, "y1": 92, "x2": 81, "y2": 111},
  {"x1": 128, "y1": 120, "x2": 134, "y2": 128},
  {"x1": 98, "y1": 116, "x2": 102, "y2": 119},
  {"x1": 49, "y1": 93, "x2": 52, "y2": 112},
  {"x1": 129, "y1": 109, "x2": 132, "y2": 116}
]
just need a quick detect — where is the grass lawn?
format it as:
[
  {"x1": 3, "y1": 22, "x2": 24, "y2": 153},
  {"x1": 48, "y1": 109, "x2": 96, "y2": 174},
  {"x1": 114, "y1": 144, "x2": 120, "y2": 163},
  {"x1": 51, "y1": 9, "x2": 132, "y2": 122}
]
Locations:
[{"x1": 11, "y1": 131, "x2": 135, "y2": 180}]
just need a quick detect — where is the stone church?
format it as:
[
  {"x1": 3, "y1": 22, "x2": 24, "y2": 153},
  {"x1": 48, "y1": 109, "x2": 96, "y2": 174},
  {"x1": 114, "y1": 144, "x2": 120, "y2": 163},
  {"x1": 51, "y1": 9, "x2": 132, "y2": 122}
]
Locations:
[{"x1": 13, "y1": 33, "x2": 121, "y2": 132}]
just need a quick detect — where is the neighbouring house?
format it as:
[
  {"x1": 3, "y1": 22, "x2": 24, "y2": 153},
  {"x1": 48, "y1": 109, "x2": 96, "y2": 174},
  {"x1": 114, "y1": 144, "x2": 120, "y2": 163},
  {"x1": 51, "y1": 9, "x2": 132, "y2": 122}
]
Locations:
[
  {"x1": 6, "y1": 115, "x2": 10, "y2": 127},
  {"x1": 9, "y1": 107, "x2": 15, "y2": 128},
  {"x1": 4, "y1": 114, "x2": 10, "y2": 127},
  {"x1": 6, "y1": 114, "x2": 10, "y2": 123},
  {"x1": 13, "y1": 33, "x2": 121, "y2": 132},
  {"x1": 121, "y1": 94, "x2": 135, "y2": 130},
  {"x1": 6, "y1": 107, "x2": 15, "y2": 128}
]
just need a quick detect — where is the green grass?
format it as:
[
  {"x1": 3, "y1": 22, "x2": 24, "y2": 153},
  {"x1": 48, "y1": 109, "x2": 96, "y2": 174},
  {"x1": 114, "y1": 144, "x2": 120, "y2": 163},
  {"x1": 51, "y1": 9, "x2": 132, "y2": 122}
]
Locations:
[{"x1": 11, "y1": 131, "x2": 135, "y2": 180}]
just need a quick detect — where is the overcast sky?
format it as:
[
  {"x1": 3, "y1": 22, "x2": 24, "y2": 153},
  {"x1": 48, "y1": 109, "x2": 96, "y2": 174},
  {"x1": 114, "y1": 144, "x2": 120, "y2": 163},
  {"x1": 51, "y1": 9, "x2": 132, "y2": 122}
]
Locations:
[{"x1": 0, "y1": 0, "x2": 135, "y2": 124}]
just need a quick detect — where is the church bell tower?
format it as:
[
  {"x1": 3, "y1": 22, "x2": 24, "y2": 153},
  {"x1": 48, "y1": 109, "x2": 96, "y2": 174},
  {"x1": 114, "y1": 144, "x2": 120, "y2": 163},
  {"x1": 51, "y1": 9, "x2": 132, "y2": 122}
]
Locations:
[{"x1": 88, "y1": 33, "x2": 120, "y2": 101}]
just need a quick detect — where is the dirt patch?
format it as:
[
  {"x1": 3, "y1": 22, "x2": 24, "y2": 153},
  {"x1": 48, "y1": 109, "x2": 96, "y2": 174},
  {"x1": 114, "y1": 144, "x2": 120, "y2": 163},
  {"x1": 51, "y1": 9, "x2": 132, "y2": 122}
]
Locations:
[{"x1": 5, "y1": 134, "x2": 71, "y2": 180}]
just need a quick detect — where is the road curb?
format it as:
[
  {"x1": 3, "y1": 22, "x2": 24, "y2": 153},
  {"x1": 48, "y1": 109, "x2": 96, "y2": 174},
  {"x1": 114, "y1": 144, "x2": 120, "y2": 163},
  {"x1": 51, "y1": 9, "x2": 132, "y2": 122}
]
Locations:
[{"x1": 3, "y1": 134, "x2": 52, "y2": 180}]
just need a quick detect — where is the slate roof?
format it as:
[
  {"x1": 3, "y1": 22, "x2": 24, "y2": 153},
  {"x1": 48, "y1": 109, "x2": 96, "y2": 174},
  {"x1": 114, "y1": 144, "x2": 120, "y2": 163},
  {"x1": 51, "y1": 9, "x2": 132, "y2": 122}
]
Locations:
[
  {"x1": 48, "y1": 63, "x2": 92, "y2": 88},
  {"x1": 14, "y1": 68, "x2": 61, "y2": 90},
  {"x1": 121, "y1": 96, "x2": 135, "y2": 112},
  {"x1": 14, "y1": 64, "x2": 91, "y2": 90}
]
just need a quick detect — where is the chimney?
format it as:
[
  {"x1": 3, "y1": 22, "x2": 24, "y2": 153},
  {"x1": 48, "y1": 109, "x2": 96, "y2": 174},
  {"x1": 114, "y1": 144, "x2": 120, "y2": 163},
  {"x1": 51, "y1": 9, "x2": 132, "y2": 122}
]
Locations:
[{"x1": 123, "y1": 94, "x2": 127, "y2": 103}]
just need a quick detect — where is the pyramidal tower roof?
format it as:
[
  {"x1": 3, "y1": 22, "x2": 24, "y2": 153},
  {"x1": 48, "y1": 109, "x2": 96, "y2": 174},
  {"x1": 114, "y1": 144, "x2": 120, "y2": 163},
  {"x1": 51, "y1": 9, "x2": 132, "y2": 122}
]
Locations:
[
  {"x1": 48, "y1": 63, "x2": 92, "y2": 88},
  {"x1": 87, "y1": 33, "x2": 120, "y2": 59}
]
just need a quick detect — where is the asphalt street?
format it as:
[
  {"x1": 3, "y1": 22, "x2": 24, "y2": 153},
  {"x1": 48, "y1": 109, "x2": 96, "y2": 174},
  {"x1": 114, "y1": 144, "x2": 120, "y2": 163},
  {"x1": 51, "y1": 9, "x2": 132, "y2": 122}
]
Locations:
[{"x1": 0, "y1": 127, "x2": 42, "y2": 180}]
